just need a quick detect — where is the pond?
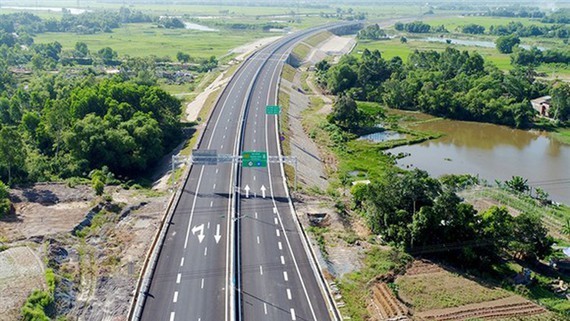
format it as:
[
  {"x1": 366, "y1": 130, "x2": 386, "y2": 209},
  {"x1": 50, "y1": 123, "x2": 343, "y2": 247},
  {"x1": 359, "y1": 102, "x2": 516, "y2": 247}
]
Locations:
[
  {"x1": 420, "y1": 37, "x2": 546, "y2": 51},
  {"x1": 184, "y1": 22, "x2": 219, "y2": 32},
  {"x1": 358, "y1": 130, "x2": 404, "y2": 142},
  {"x1": 388, "y1": 119, "x2": 570, "y2": 204}
]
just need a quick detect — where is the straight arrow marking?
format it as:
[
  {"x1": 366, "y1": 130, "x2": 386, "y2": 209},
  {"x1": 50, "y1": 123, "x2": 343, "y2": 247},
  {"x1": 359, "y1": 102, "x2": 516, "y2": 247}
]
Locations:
[
  {"x1": 260, "y1": 185, "x2": 266, "y2": 198},
  {"x1": 214, "y1": 224, "x2": 222, "y2": 244},
  {"x1": 244, "y1": 185, "x2": 250, "y2": 198}
]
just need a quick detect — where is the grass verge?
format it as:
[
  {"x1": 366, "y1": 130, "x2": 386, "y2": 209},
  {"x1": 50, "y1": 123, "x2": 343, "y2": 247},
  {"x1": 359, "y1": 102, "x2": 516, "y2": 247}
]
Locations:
[{"x1": 338, "y1": 247, "x2": 411, "y2": 321}]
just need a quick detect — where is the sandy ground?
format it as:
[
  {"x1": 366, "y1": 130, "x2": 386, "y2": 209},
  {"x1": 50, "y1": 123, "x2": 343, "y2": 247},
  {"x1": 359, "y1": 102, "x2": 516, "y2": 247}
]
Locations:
[
  {"x1": 283, "y1": 75, "x2": 328, "y2": 190},
  {"x1": 0, "y1": 246, "x2": 45, "y2": 321},
  {"x1": 0, "y1": 183, "x2": 168, "y2": 319},
  {"x1": 1, "y1": 184, "x2": 93, "y2": 241}
]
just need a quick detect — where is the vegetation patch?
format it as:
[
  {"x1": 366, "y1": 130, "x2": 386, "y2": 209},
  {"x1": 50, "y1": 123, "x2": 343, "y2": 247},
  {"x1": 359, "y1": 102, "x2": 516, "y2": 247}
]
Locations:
[
  {"x1": 291, "y1": 43, "x2": 312, "y2": 62},
  {"x1": 304, "y1": 31, "x2": 333, "y2": 47},
  {"x1": 549, "y1": 127, "x2": 570, "y2": 145},
  {"x1": 396, "y1": 270, "x2": 510, "y2": 312},
  {"x1": 21, "y1": 268, "x2": 56, "y2": 321},
  {"x1": 338, "y1": 247, "x2": 411, "y2": 321},
  {"x1": 281, "y1": 64, "x2": 296, "y2": 83}
]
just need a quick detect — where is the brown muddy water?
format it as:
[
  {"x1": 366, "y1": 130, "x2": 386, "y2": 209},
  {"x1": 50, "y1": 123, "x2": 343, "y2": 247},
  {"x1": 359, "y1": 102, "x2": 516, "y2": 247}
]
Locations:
[{"x1": 389, "y1": 119, "x2": 570, "y2": 204}]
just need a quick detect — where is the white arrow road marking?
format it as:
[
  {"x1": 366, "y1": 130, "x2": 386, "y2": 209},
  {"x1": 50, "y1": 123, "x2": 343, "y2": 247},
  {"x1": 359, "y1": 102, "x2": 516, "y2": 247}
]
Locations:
[
  {"x1": 244, "y1": 185, "x2": 250, "y2": 198},
  {"x1": 214, "y1": 224, "x2": 222, "y2": 243},
  {"x1": 192, "y1": 224, "x2": 205, "y2": 243},
  {"x1": 260, "y1": 185, "x2": 266, "y2": 198}
]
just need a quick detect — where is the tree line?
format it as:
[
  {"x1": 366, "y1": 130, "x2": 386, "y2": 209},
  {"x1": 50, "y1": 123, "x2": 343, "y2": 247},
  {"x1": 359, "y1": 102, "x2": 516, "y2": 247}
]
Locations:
[
  {"x1": 394, "y1": 21, "x2": 447, "y2": 34},
  {"x1": 316, "y1": 47, "x2": 569, "y2": 128},
  {"x1": 0, "y1": 74, "x2": 182, "y2": 184},
  {"x1": 488, "y1": 21, "x2": 569, "y2": 40},
  {"x1": 352, "y1": 170, "x2": 552, "y2": 266},
  {"x1": 0, "y1": 9, "x2": 152, "y2": 35}
]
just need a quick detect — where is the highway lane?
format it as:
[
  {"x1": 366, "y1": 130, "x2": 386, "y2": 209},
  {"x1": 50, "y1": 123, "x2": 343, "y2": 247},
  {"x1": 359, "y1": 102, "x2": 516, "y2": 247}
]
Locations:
[
  {"x1": 138, "y1": 22, "x2": 357, "y2": 321},
  {"x1": 140, "y1": 41, "x2": 286, "y2": 321},
  {"x1": 238, "y1": 33, "x2": 337, "y2": 321}
]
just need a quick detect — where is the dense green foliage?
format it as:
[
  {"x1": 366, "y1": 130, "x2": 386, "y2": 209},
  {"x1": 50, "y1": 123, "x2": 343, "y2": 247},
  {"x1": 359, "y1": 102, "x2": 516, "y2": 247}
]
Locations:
[
  {"x1": 158, "y1": 17, "x2": 185, "y2": 29},
  {"x1": 541, "y1": 9, "x2": 570, "y2": 24},
  {"x1": 551, "y1": 83, "x2": 570, "y2": 122},
  {"x1": 510, "y1": 47, "x2": 570, "y2": 66},
  {"x1": 318, "y1": 47, "x2": 546, "y2": 128},
  {"x1": 0, "y1": 9, "x2": 151, "y2": 36},
  {"x1": 489, "y1": 21, "x2": 569, "y2": 39},
  {"x1": 355, "y1": 170, "x2": 553, "y2": 264},
  {"x1": 461, "y1": 23, "x2": 485, "y2": 34},
  {"x1": 394, "y1": 21, "x2": 446, "y2": 34},
  {"x1": 485, "y1": 5, "x2": 545, "y2": 19},
  {"x1": 495, "y1": 34, "x2": 520, "y2": 54},
  {"x1": 0, "y1": 75, "x2": 181, "y2": 183},
  {"x1": 357, "y1": 24, "x2": 387, "y2": 40},
  {"x1": 327, "y1": 95, "x2": 364, "y2": 132},
  {"x1": 0, "y1": 180, "x2": 10, "y2": 218}
]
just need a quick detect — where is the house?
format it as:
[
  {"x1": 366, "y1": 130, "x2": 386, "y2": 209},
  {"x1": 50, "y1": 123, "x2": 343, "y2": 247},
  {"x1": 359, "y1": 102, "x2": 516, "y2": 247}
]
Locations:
[{"x1": 531, "y1": 95, "x2": 552, "y2": 118}]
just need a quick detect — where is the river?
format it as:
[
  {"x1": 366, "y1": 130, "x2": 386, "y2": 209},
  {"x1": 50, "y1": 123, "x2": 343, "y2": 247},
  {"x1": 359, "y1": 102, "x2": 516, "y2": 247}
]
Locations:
[{"x1": 389, "y1": 119, "x2": 570, "y2": 204}]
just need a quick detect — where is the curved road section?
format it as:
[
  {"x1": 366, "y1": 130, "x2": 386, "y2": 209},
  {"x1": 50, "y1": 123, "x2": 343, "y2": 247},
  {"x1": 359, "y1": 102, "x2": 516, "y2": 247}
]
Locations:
[{"x1": 139, "y1": 22, "x2": 358, "y2": 321}]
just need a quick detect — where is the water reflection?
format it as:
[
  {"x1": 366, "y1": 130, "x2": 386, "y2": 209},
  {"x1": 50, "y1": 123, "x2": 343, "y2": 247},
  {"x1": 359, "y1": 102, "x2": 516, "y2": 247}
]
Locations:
[
  {"x1": 358, "y1": 130, "x2": 404, "y2": 142},
  {"x1": 390, "y1": 119, "x2": 570, "y2": 204}
]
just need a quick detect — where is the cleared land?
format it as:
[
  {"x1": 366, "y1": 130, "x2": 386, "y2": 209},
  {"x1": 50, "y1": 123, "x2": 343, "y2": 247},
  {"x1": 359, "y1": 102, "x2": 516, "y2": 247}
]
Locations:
[
  {"x1": 0, "y1": 247, "x2": 45, "y2": 321},
  {"x1": 397, "y1": 268, "x2": 511, "y2": 312}
]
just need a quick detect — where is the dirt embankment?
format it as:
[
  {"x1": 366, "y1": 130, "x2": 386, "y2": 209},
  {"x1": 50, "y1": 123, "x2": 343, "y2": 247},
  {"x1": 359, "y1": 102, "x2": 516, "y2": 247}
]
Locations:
[{"x1": 0, "y1": 183, "x2": 168, "y2": 320}]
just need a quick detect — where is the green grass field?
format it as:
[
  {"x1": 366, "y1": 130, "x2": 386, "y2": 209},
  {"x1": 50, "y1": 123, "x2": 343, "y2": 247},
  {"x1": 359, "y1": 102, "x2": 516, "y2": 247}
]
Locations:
[
  {"x1": 355, "y1": 38, "x2": 570, "y2": 76},
  {"x1": 423, "y1": 16, "x2": 555, "y2": 31},
  {"x1": 356, "y1": 38, "x2": 513, "y2": 70},
  {"x1": 34, "y1": 23, "x2": 267, "y2": 59}
]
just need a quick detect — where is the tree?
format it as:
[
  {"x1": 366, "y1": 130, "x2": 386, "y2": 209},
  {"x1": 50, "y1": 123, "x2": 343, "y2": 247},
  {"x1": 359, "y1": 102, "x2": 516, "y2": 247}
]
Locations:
[
  {"x1": 510, "y1": 212, "x2": 552, "y2": 261},
  {"x1": 176, "y1": 51, "x2": 191, "y2": 63},
  {"x1": 480, "y1": 206, "x2": 514, "y2": 251},
  {"x1": 400, "y1": 36, "x2": 407, "y2": 43},
  {"x1": 550, "y1": 82, "x2": 570, "y2": 121},
  {"x1": 92, "y1": 177, "x2": 104, "y2": 196},
  {"x1": 505, "y1": 176, "x2": 529, "y2": 193},
  {"x1": 0, "y1": 180, "x2": 10, "y2": 218},
  {"x1": 495, "y1": 35, "x2": 521, "y2": 54},
  {"x1": 461, "y1": 24, "x2": 485, "y2": 34},
  {"x1": 326, "y1": 63, "x2": 358, "y2": 94},
  {"x1": 74, "y1": 42, "x2": 89, "y2": 58},
  {"x1": 535, "y1": 187, "x2": 550, "y2": 205},
  {"x1": 328, "y1": 95, "x2": 362, "y2": 132},
  {"x1": 97, "y1": 47, "x2": 118, "y2": 64},
  {"x1": 0, "y1": 126, "x2": 26, "y2": 183}
]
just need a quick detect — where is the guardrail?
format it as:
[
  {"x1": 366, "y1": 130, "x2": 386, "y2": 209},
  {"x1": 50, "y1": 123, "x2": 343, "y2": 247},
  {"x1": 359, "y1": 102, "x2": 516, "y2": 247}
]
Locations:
[{"x1": 272, "y1": 23, "x2": 364, "y2": 321}]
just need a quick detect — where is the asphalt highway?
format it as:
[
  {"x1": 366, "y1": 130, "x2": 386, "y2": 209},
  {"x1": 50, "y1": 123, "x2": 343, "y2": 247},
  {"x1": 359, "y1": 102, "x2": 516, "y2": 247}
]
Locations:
[{"x1": 139, "y1": 23, "x2": 355, "y2": 321}]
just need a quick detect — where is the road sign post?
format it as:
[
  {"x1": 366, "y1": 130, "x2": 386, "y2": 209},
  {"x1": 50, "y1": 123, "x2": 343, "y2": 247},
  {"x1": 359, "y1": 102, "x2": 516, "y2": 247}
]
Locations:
[
  {"x1": 265, "y1": 105, "x2": 281, "y2": 115},
  {"x1": 242, "y1": 151, "x2": 267, "y2": 167}
]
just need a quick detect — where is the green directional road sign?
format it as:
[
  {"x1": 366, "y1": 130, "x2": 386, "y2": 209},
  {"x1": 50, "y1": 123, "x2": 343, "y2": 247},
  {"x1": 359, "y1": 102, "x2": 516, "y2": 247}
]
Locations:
[
  {"x1": 265, "y1": 105, "x2": 281, "y2": 115},
  {"x1": 242, "y1": 151, "x2": 267, "y2": 167}
]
